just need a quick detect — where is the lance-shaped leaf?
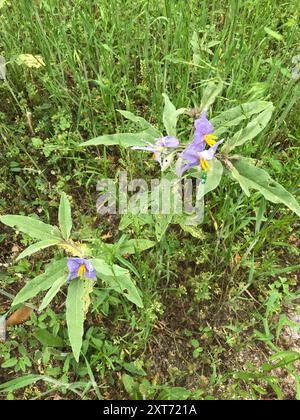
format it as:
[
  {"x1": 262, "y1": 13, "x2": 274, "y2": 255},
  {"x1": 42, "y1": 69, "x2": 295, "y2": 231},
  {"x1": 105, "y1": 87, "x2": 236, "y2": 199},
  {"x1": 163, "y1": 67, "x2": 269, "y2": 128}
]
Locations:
[
  {"x1": 162, "y1": 93, "x2": 186, "y2": 137},
  {"x1": 34, "y1": 329, "x2": 64, "y2": 348},
  {"x1": 155, "y1": 214, "x2": 173, "y2": 242},
  {"x1": 211, "y1": 100, "x2": 273, "y2": 137},
  {"x1": 12, "y1": 259, "x2": 67, "y2": 306},
  {"x1": 231, "y1": 159, "x2": 300, "y2": 217},
  {"x1": 59, "y1": 193, "x2": 72, "y2": 240},
  {"x1": 104, "y1": 239, "x2": 155, "y2": 256},
  {"x1": 80, "y1": 129, "x2": 156, "y2": 148},
  {"x1": 0, "y1": 375, "x2": 44, "y2": 392},
  {"x1": 66, "y1": 279, "x2": 85, "y2": 362},
  {"x1": 16, "y1": 239, "x2": 61, "y2": 262},
  {"x1": 222, "y1": 104, "x2": 274, "y2": 153},
  {"x1": 193, "y1": 159, "x2": 224, "y2": 200},
  {"x1": 39, "y1": 276, "x2": 66, "y2": 311},
  {"x1": 264, "y1": 27, "x2": 283, "y2": 42},
  {"x1": 91, "y1": 259, "x2": 143, "y2": 308},
  {"x1": 200, "y1": 81, "x2": 223, "y2": 111},
  {"x1": 119, "y1": 213, "x2": 154, "y2": 231},
  {"x1": 117, "y1": 239, "x2": 155, "y2": 255},
  {"x1": 0, "y1": 215, "x2": 61, "y2": 241},
  {"x1": 117, "y1": 110, "x2": 161, "y2": 137},
  {"x1": 173, "y1": 213, "x2": 205, "y2": 239}
]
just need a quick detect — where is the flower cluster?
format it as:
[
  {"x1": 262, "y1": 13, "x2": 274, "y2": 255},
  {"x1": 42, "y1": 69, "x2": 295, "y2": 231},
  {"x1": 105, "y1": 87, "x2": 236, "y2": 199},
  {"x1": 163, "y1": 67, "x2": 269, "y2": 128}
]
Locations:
[{"x1": 132, "y1": 111, "x2": 223, "y2": 177}]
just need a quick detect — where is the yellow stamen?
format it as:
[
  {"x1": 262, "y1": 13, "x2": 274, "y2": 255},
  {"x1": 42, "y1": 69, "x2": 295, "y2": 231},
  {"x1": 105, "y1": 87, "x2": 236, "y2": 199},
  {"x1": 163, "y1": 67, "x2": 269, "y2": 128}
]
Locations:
[
  {"x1": 199, "y1": 158, "x2": 210, "y2": 172},
  {"x1": 204, "y1": 134, "x2": 218, "y2": 147},
  {"x1": 151, "y1": 153, "x2": 156, "y2": 160},
  {"x1": 200, "y1": 158, "x2": 207, "y2": 171},
  {"x1": 77, "y1": 264, "x2": 86, "y2": 278}
]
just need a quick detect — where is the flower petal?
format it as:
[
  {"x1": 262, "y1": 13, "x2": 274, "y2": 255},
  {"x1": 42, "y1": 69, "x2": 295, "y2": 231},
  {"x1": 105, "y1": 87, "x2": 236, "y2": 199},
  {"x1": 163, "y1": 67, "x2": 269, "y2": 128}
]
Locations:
[
  {"x1": 160, "y1": 136, "x2": 180, "y2": 148},
  {"x1": 181, "y1": 143, "x2": 201, "y2": 165},
  {"x1": 67, "y1": 271, "x2": 78, "y2": 283},
  {"x1": 153, "y1": 151, "x2": 162, "y2": 165},
  {"x1": 86, "y1": 268, "x2": 97, "y2": 281},
  {"x1": 194, "y1": 111, "x2": 214, "y2": 135},
  {"x1": 193, "y1": 130, "x2": 205, "y2": 146},
  {"x1": 84, "y1": 260, "x2": 97, "y2": 281},
  {"x1": 67, "y1": 258, "x2": 81, "y2": 273},
  {"x1": 198, "y1": 139, "x2": 224, "y2": 161},
  {"x1": 176, "y1": 158, "x2": 193, "y2": 176}
]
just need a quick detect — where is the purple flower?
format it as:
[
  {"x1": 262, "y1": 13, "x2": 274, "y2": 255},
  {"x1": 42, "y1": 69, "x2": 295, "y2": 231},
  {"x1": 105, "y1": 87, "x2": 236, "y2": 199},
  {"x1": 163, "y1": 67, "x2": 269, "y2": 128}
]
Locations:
[
  {"x1": 176, "y1": 139, "x2": 224, "y2": 176},
  {"x1": 67, "y1": 258, "x2": 96, "y2": 283},
  {"x1": 132, "y1": 136, "x2": 179, "y2": 165},
  {"x1": 194, "y1": 111, "x2": 218, "y2": 148}
]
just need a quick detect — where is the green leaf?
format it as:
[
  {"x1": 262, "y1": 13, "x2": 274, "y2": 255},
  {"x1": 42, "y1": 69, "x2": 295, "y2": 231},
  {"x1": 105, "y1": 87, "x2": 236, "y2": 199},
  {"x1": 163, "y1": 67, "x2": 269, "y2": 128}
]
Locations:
[
  {"x1": 66, "y1": 279, "x2": 85, "y2": 362},
  {"x1": 117, "y1": 110, "x2": 150, "y2": 127},
  {"x1": 1, "y1": 358, "x2": 18, "y2": 368},
  {"x1": 112, "y1": 239, "x2": 156, "y2": 255},
  {"x1": 231, "y1": 160, "x2": 300, "y2": 216},
  {"x1": 16, "y1": 239, "x2": 61, "y2": 261},
  {"x1": 211, "y1": 100, "x2": 273, "y2": 137},
  {"x1": 34, "y1": 329, "x2": 64, "y2": 347},
  {"x1": 91, "y1": 259, "x2": 143, "y2": 308},
  {"x1": 193, "y1": 159, "x2": 224, "y2": 200},
  {"x1": 230, "y1": 166, "x2": 251, "y2": 196},
  {"x1": 12, "y1": 259, "x2": 67, "y2": 306},
  {"x1": 82, "y1": 354, "x2": 102, "y2": 400},
  {"x1": 155, "y1": 214, "x2": 173, "y2": 242},
  {"x1": 80, "y1": 129, "x2": 156, "y2": 148},
  {"x1": 223, "y1": 104, "x2": 274, "y2": 153},
  {"x1": 119, "y1": 213, "x2": 154, "y2": 231},
  {"x1": 59, "y1": 192, "x2": 72, "y2": 240},
  {"x1": 0, "y1": 375, "x2": 43, "y2": 392},
  {"x1": 122, "y1": 374, "x2": 139, "y2": 396},
  {"x1": 265, "y1": 289, "x2": 281, "y2": 317},
  {"x1": 39, "y1": 275, "x2": 66, "y2": 311},
  {"x1": 264, "y1": 27, "x2": 283, "y2": 41},
  {"x1": 174, "y1": 218, "x2": 205, "y2": 239},
  {"x1": 82, "y1": 278, "x2": 94, "y2": 316},
  {"x1": 162, "y1": 93, "x2": 186, "y2": 136},
  {"x1": 122, "y1": 361, "x2": 147, "y2": 376},
  {"x1": 200, "y1": 81, "x2": 223, "y2": 110},
  {"x1": 121, "y1": 239, "x2": 155, "y2": 255},
  {"x1": 0, "y1": 215, "x2": 61, "y2": 241},
  {"x1": 117, "y1": 110, "x2": 161, "y2": 137}
]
